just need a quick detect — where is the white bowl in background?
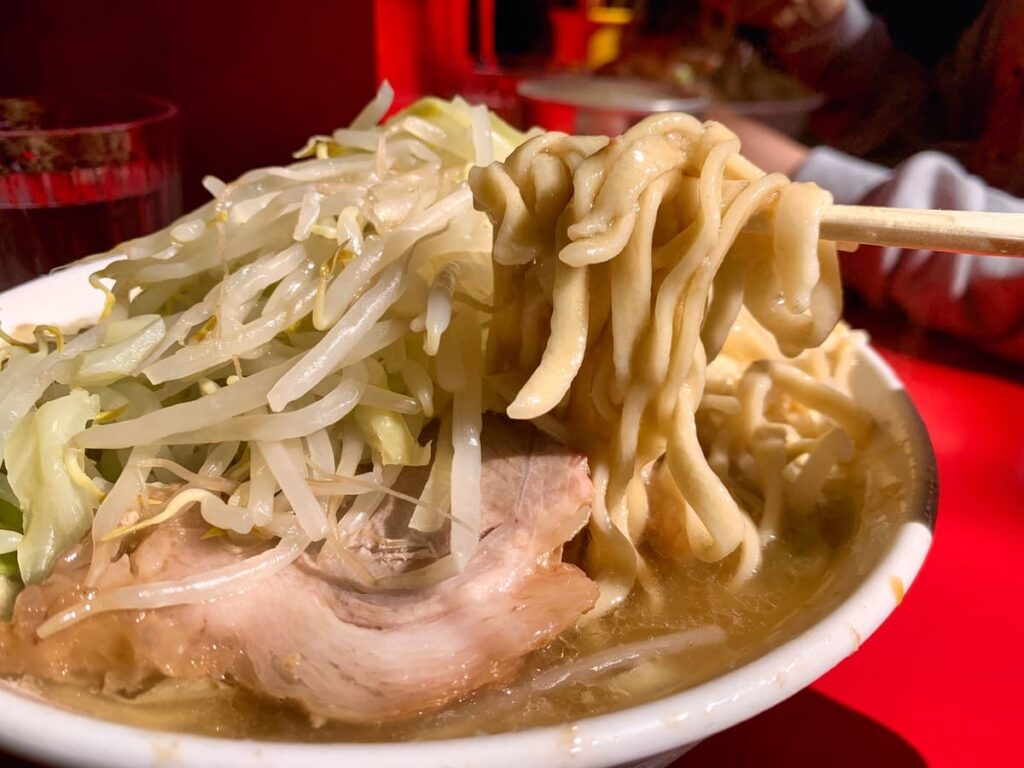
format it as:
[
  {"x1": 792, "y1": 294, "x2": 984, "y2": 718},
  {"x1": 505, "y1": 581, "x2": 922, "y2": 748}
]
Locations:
[
  {"x1": 0, "y1": 261, "x2": 937, "y2": 768},
  {"x1": 518, "y1": 76, "x2": 708, "y2": 137}
]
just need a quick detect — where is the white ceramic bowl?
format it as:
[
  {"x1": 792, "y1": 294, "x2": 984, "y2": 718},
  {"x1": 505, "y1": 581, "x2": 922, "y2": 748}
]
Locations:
[{"x1": 0, "y1": 262, "x2": 937, "y2": 768}]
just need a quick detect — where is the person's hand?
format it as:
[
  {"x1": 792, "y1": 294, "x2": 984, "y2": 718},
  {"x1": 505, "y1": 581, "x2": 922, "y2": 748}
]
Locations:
[
  {"x1": 703, "y1": 109, "x2": 810, "y2": 177},
  {"x1": 704, "y1": 0, "x2": 848, "y2": 31}
]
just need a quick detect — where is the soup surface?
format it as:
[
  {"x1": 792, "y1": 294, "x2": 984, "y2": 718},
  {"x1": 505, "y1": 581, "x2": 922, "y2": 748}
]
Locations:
[{"x1": 13, "y1": 427, "x2": 909, "y2": 741}]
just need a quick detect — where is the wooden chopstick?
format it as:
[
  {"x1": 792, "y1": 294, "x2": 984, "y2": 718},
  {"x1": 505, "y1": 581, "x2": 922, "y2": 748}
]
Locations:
[
  {"x1": 748, "y1": 204, "x2": 1024, "y2": 258},
  {"x1": 821, "y1": 205, "x2": 1024, "y2": 257}
]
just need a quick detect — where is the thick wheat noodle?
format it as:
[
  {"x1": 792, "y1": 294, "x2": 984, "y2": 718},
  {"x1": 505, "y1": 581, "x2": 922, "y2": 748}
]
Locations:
[
  {"x1": 657, "y1": 173, "x2": 789, "y2": 425},
  {"x1": 734, "y1": 371, "x2": 772, "y2": 450},
  {"x1": 583, "y1": 462, "x2": 638, "y2": 616},
  {"x1": 506, "y1": 261, "x2": 589, "y2": 420},
  {"x1": 729, "y1": 513, "x2": 763, "y2": 588},
  {"x1": 751, "y1": 430, "x2": 786, "y2": 537},
  {"x1": 774, "y1": 183, "x2": 827, "y2": 313},
  {"x1": 606, "y1": 143, "x2": 740, "y2": 507},
  {"x1": 610, "y1": 174, "x2": 674, "y2": 392},
  {"x1": 518, "y1": 280, "x2": 552, "y2": 370},
  {"x1": 561, "y1": 135, "x2": 687, "y2": 267},
  {"x1": 700, "y1": 246, "x2": 751, "y2": 361},
  {"x1": 470, "y1": 114, "x2": 874, "y2": 609},
  {"x1": 647, "y1": 138, "x2": 735, "y2": 383},
  {"x1": 754, "y1": 361, "x2": 873, "y2": 443},
  {"x1": 665, "y1": 351, "x2": 745, "y2": 561},
  {"x1": 469, "y1": 165, "x2": 544, "y2": 266}
]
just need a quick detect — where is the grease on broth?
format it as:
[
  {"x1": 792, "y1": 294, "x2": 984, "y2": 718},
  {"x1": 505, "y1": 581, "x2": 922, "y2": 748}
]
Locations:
[{"x1": 15, "y1": 429, "x2": 907, "y2": 741}]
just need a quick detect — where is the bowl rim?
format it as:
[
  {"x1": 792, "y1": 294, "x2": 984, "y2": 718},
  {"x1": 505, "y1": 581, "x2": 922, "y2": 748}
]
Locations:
[
  {"x1": 517, "y1": 75, "x2": 709, "y2": 116},
  {"x1": 0, "y1": 263, "x2": 937, "y2": 768},
  {"x1": 0, "y1": 93, "x2": 179, "y2": 139}
]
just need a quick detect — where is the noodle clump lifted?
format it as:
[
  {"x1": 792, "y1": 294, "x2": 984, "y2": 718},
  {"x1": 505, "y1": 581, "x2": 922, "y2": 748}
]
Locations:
[{"x1": 471, "y1": 113, "x2": 867, "y2": 611}]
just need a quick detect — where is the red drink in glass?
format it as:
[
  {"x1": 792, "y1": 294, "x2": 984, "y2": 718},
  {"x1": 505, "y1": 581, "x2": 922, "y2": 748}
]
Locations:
[{"x1": 0, "y1": 94, "x2": 181, "y2": 289}]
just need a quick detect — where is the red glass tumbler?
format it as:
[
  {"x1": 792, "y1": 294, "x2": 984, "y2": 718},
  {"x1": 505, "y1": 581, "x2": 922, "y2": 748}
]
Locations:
[{"x1": 0, "y1": 94, "x2": 181, "y2": 289}]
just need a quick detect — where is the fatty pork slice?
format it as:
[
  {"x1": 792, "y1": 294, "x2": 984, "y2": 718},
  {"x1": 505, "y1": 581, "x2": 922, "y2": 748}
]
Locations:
[{"x1": 0, "y1": 418, "x2": 598, "y2": 722}]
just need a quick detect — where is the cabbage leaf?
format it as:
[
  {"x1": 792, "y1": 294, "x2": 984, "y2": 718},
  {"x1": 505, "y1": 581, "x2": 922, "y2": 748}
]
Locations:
[
  {"x1": 0, "y1": 475, "x2": 22, "y2": 580},
  {"x1": 4, "y1": 388, "x2": 101, "y2": 584}
]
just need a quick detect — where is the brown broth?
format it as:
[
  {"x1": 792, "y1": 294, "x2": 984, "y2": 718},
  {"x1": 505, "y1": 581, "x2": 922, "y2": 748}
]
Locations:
[{"x1": 16, "y1": 429, "x2": 909, "y2": 742}]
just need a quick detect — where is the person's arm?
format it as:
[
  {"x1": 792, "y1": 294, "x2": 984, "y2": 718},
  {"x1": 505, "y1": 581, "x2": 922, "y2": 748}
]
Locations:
[
  {"x1": 705, "y1": 0, "x2": 929, "y2": 156},
  {"x1": 704, "y1": 110, "x2": 809, "y2": 176},
  {"x1": 702, "y1": 1, "x2": 877, "y2": 89},
  {"x1": 797, "y1": 148, "x2": 1024, "y2": 361},
  {"x1": 710, "y1": 113, "x2": 1024, "y2": 361},
  {"x1": 702, "y1": 0, "x2": 849, "y2": 33},
  {"x1": 773, "y1": 1, "x2": 930, "y2": 156}
]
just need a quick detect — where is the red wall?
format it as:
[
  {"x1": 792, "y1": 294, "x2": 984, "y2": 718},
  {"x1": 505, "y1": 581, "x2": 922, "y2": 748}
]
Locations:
[
  {"x1": 1, "y1": 0, "x2": 379, "y2": 208},
  {"x1": 374, "y1": 0, "x2": 473, "y2": 112}
]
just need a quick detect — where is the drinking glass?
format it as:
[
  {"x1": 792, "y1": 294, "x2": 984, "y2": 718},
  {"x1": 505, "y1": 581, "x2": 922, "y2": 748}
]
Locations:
[{"x1": 0, "y1": 94, "x2": 181, "y2": 289}]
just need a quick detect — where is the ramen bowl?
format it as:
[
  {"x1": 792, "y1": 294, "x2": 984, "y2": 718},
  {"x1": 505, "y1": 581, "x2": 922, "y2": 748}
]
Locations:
[{"x1": 0, "y1": 261, "x2": 936, "y2": 768}]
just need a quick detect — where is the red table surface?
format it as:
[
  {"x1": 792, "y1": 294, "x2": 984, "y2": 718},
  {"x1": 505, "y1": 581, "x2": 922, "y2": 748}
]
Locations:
[{"x1": 685, "y1": 340, "x2": 1024, "y2": 767}]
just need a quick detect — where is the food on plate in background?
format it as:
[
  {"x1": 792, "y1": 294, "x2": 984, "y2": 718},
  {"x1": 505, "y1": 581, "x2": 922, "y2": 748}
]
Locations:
[{"x1": 601, "y1": 39, "x2": 813, "y2": 104}]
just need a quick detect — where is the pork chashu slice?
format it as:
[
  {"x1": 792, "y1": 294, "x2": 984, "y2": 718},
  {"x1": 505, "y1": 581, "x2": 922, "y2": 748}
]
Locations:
[{"x1": 0, "y1": 417, "x2": 597, "y2": 722}]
